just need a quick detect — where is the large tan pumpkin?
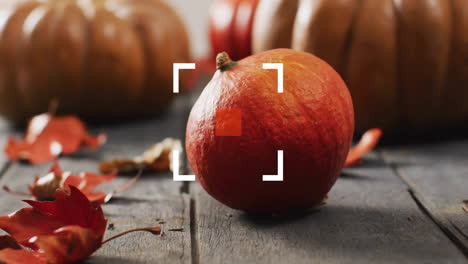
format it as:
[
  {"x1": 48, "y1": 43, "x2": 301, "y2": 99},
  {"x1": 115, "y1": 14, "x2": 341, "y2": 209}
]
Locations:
[
  {"x1": 252, "y1": 0, "x2": 468, "y2": 133},
  {"x1": 0, "y1": 0, "x2": 190, "y2": 123}
]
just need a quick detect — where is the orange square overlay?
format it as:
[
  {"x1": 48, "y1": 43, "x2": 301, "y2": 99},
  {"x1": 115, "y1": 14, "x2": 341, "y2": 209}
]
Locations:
[{"x1": 215, "y1": 108, "x2": 242, "y2": 136}]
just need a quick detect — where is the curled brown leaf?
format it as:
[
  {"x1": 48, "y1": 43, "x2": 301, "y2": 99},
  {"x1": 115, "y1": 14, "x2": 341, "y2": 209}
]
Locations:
[{"x1": 99, "y1": 138, "x2": 182, "y2": 174}]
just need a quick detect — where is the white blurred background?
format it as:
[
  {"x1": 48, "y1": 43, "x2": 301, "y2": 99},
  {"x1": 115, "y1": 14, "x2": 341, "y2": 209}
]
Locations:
[{"x1": 166, "y1": 0, "x2": 214, "y2": 58}]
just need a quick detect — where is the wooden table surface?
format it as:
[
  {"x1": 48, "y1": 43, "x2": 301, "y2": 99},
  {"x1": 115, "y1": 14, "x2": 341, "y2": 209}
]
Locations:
[{"x1": 0, "y1": 92, "x2": 467, "y2": 264}]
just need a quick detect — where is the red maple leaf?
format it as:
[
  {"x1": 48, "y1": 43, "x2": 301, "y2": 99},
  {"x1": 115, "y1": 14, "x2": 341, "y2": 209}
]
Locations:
[
  {"x1": 4, "y1": 113, "x2": 106, "y2": 164},
  {"x1": 0, "y1": 235, "x2": 45, "y2": 264},
  {"x1": 0, "y1": 186, "x2": 106, "y2": 263},
  {"x1": 0, "y1": 187, "x2": 160, "y2": 264},
  {"x1": 345, "y1": 128, "x2": 383, "y2": 167},
  {"x1": 3, "y1": 161, "x2": 139, "y2": 205}
]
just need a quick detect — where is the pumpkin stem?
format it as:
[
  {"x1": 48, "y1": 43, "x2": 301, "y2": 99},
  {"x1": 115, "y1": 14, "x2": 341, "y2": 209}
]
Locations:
[
  {"x1": 48, "y1": 99, "x2": 59, "y2": 116},
  {"x1": 216, "y1": 52, "x2": 237, "y2": 72}
]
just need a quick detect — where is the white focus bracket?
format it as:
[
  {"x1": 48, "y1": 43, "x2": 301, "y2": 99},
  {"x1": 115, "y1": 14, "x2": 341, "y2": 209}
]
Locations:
[
  {"x1": 262, "y1": 63, "x2": 284, "y2": 181},
  {"x1": 172, "y1": 149, "x2": 196, "y2": 182},
  {"x1": 171, "y1": 63, "x2": 285, "y2": 182},
  {"x1": 262, "y1": 63, "x2": 284, "y2": 93},
  {"x1": 172, "y1": 63, "x2": 196, "y2": 181},
  {"x1": 173, "y1": 63, "x2": 196, "y2": 93},
  {"x1": 262, "y1": 150, "x2": 284, "y2": 181}
]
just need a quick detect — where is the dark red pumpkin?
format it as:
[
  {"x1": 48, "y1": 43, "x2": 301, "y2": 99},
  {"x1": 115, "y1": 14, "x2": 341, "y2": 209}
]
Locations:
[
  {"x1": 185, "y1": 49, "x2": 354, "y2": 212},
  {"x1": 208, "y1": 0, "x2": 258, "y2": 61}
]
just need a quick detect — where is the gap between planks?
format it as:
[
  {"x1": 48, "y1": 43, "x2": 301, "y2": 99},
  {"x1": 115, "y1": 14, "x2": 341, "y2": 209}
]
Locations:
[
  {"x1": 382, "y1": 151, "x2": 468, "y2": 259},
  {"x1": 408, "y1": 188, "x2": 468, "y2": 258},
  {"x1": 189, "y1": 198, "x2": 200, "y2": 264}
]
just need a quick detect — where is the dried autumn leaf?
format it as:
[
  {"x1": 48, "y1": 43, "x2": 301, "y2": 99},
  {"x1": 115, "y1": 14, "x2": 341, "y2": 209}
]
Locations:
[
  {"x1": 3, "y1": 161, "x2": 139, "y2": 205},
  {"x1": 0, "y1": 187, "x2": 161, "y2": 264},
  {"x1": 99, "y1": 138, "x2": 182, "y2": 173},
  {"x1": 0, "y1": 235, "x2": 21, "y2": 250},
  {"x1": 320, "y1": 195, "x2": 328, "y2": 206},
  {"x1": 0, "y1": 247, "x2": 45, "y2": 264},
  {"x1": 4, "y1": 113, "x2": 106, "y2": 164},
  {"x1": 463, "y1": 200, "x2": 468, "y2": 213},
  {"x1": 0, "y1": 186, "x2": 106, "y2": 263},
  {"x1": 0, "y1": 235, "x2": 45, "y2": 264},
  {"x1": 35, "y1": 225, "x2": 102, "y2": 264},
  {"x1": 345, "y1": 128, "x2": 383, "y2": 168}
]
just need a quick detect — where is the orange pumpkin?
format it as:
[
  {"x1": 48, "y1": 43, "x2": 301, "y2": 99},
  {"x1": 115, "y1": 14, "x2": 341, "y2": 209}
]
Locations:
[
  {"x1": 186, "y1": 49, "x2": 354, "y2": 212},
  {"x1": 0, "y1": 0, "x2": 191, "y2": 123},
  {"x1": 210, "y1": 0, "x2": 468, "y2": 133}
]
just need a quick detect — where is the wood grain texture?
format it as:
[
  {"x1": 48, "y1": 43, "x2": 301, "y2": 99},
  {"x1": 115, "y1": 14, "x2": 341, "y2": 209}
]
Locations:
[
  {"x1": 0, "y1": 96, "x2": 192, "y2": 264},
  {"x1": 191, "y1": 152, "x2": 467, "y2": 264},
  {"x1": 382, "y1": 141, "x2": 468, "y2": 255}
]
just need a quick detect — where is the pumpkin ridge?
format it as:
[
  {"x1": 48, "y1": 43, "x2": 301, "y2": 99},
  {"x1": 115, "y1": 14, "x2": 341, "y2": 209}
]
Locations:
[
  {"x1": 41, "y1": 3, "x2": 65, "y2": 115},
  {"x1": 78, "y1": 2, "x2": 93, "y2": 117},
  {"x1": 438, "y1": 0, "x2": 453, "y2": 128},
  {"x1": 0, "y1": 2, "x2": 40, "y2": 121},
  {"x1": 390, "y1": 0, "x2": 405, "y2": 130},
  {"x1": 338, "y1": 0, "x2": 362, "y2": 80},
  {"x1": 17, "y1": 4, "x2": 51, "y2": 117}
]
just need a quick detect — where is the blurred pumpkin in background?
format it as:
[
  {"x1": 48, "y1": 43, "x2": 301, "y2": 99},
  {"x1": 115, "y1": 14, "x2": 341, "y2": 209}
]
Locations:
[
  {"x1": 209, "y1": 0, "x2": 468, "y2": 134},
  {"x1": 0, "y1": 0, "x2": 190, "y2": 123},
  {"x1": 208, "y1": 0, "x2": 258, "y2": 61}
]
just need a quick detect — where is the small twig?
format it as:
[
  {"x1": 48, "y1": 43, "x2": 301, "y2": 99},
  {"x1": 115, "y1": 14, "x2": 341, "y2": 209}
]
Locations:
[
  {"x1": 104, "y1": 170, "x2": 142, "y2": 203},
  {"x1": 101, "y1": 227, "x2": 161, "y2": 245},
  {"x1": 2, "y1": 185, "x2": 30, "y2": 196}
]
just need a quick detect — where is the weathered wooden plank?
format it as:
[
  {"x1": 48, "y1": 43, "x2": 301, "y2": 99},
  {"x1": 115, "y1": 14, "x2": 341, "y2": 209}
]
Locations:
[
  {"x1": 191, "y1": 152, "x2": 467, "y2": 263},
  {"x1": 382, "y1": 141, "x2": 468, "y2": 255},
  {"x1": 0, "y1": 96, "x2": 192, "y2": 264},
  {"x1": 88, "y1": 193, "x2": 191, "y2": 264}
]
